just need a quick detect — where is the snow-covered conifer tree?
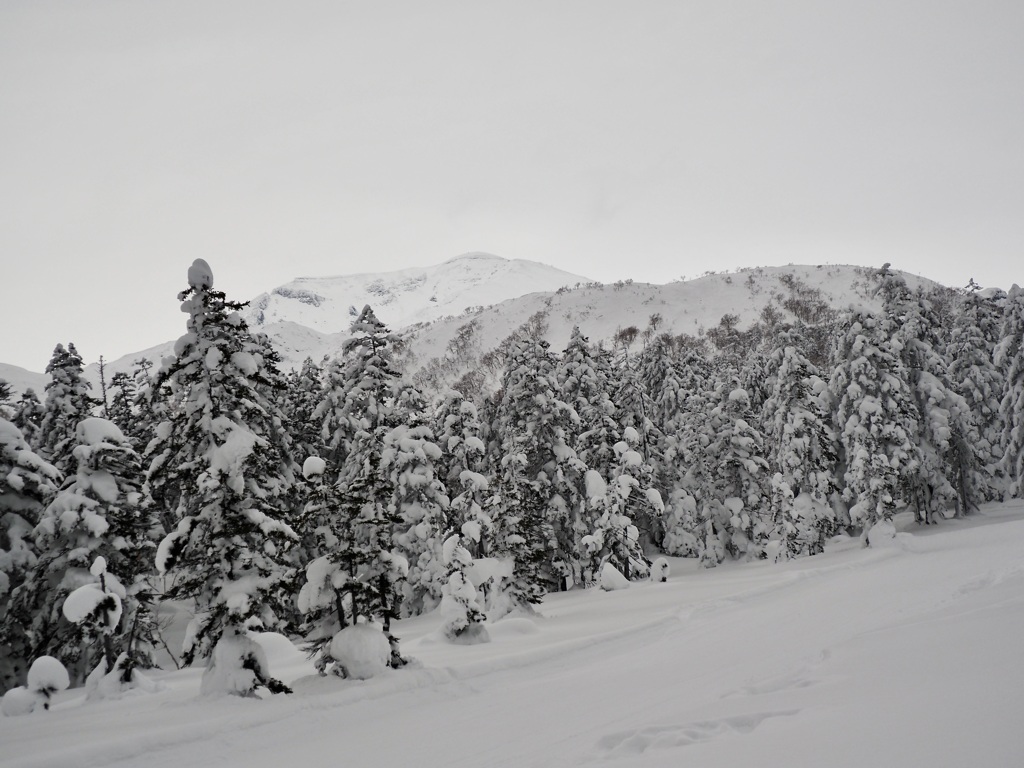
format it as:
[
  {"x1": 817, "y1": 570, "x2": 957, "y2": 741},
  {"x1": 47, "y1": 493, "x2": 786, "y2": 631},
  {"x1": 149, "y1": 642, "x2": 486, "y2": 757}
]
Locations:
[
  {"x1": 0, "y1": 420, "x2": 59, "y2": 693},
  {"x1": 492, "y1": 336, "x2": 582, "y2": 593},
  {"x1": 146, "y1": 260, "x2": 296, "y2": 696},
  {"x1": 12, "y1": 418, "x2": 157, "y2": 686},
  {"x1": 884, "y1": 276, "x2": 978, "y2": 521},
  {"x1": 299, "y1": 306, "x2": 409, "y2": 668},
  {"x1": 830, "y1": 309, "x2": 918, "y2": 541},
  {"x1": 704, "y1": 383, "x2": 771, "y2": 562},
  {"x1": 37, "y1": 343, "x2": 96, "y2": 474},
  {"x1": 10, "y1": 388, "x2": 45, "y2": 450},
  {"x1": 433, "y1": 390, "x2": 491, "y2": 554},
  {"x1": 996, "y1": 284, "x2": 1024, "y2": 497},
  {"x1": 438, "y1": 528, "x2": 488, "y2": 643},
  {"x1": 948, "y1": 286, "x2": 1007, "y2": 501},
  {"x1": 385, "y1": 389, "x2": 450, "y2": 615},
  {"x1": 282, "y1": 357, "x2": 325, "y2": 463},
  {"x1": 763, "y1": 342, "x2": 838, "y2": 558}
]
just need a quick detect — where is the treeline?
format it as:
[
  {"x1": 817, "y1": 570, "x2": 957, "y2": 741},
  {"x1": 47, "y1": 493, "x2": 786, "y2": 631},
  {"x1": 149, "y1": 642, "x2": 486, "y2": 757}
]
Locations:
[{"x1": 1, "y1": 261, "x2": 1022, "y2": 697}]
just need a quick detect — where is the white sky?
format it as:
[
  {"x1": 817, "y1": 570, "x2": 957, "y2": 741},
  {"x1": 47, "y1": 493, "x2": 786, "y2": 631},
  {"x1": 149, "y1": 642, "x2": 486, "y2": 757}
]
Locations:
[{"x1": 1, "y1": 1, "x2": 1022, "y2": 371}]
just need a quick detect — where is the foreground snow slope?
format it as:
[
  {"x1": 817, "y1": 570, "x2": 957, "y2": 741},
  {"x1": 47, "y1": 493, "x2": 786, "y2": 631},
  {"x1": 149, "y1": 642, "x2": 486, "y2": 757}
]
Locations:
[{"x1": 4, "y1": 502, "x2": 1023, "y2": 768}]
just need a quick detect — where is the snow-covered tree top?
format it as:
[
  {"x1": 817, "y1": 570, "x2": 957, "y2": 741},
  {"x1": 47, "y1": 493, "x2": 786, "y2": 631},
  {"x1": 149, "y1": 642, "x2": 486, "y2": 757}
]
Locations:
[
  {"x1": 188, "y1": 259, "x2": 214, "y2": 290},
  {"x1": 76, "y1": 417, "x2": 127, "y2": 448}
]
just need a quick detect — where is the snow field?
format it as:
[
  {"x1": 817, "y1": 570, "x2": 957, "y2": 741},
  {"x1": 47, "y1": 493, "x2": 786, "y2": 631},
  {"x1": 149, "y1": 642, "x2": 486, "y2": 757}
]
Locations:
[{"x1": 2, "y1": 503, "x2": 1023, "y2": 768}]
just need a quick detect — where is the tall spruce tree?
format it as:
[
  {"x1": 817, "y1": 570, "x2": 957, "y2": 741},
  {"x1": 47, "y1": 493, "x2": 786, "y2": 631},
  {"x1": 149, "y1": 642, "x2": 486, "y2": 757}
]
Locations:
[
  {"x1": 948, "y1": 285, "x2": 1006, "y2": 501},
  {"x1": 996, "y1": 285, "x2": 1024, "y2": 498},
  {"x1": 763, "y1": 342, "x2": 838, "y2": 558},
  {"x1": 300, "y1": 306, "x2": 407, "y2": 666},
  {"x1": 830, "y1": 309, "x2": 918, "y2": 541},
  {"x1": 491, "y1": 336, "x2": 582, "y2": 594},
  {"x1": 433, "y1": 390, "x2": 491, "y2": 555},
  {"x1": 386, "y1": 385, "x2": 450, "y2": 615},
  {"x1": 883, "y1": 275, "x2": 978, "y2": 521},
  {"x1": 147, "y1": 260, "x2": 296, "y2": 696}
]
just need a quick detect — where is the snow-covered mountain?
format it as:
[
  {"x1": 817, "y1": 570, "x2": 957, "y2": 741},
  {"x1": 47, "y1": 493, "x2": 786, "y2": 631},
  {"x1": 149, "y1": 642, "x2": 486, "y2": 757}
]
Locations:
[
  {"x1": 244, "y1": 252, "x2": 591, "y2": 334},
  {"x1": 0, "y1": 362, "x2": 47, "y2": 398},
  {"x1": 2, "y1": 260, "x2": 944, "y2": 395},
  {"x1": 397, "y1": 263, "x2": 942, "y2": 390}
]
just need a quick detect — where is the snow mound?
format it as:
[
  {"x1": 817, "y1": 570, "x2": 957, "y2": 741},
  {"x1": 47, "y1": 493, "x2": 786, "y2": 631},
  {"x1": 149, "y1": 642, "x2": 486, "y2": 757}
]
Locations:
[
  {"x1": 488, "y1": 617, "x2": 540, "y2": 638},
  {"x1": 1, "y1": 687, "x2": 42, "y2": 717},
  {"x1": 252, "y1": 632, "x2": 308, "y2": 670},
  {"x1": 599, "y1": 563, "x2": 630, "y2": 591},
  {"x1": 651, "y1": 557, "x2": 670, "y2": 582},
  {"x1": 867, "y1": 519, "x2": 898, "y2": 548},
  {"x1": 443, "y1": 622, "x2": 490, "y2": 646},
  {"x1": 85, "y1": 654, "x2": 164, "y2": 700},
  {"x1": 330, "y1": 624, "x2": 390, "y2": 680},
  {"x1": 200, "y1": 628, "x2": 273, "y2": 697}
]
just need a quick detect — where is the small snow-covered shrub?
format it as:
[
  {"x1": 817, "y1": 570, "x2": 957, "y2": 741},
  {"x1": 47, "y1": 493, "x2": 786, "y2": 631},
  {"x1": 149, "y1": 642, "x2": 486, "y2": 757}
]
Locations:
[
  {"x1": 866, "y1": 519, "x2": 898, "y2": 548},
  {"x1": 651, "y1": 557, "x2": 670, "y2": 583},
  {"x1": 200, "y1": 628, "x2": 292, "y2": 698},
  {"x1": 439, "y1": 533, "x2": 490, "y2": 644},
  {"x1": 329, "y1": 624, "x2": 390, "y2": 680},
  {"x1": 1, "y1": 656, "x2": 70, "y2": 716},
  {"x1": 85, "y1": 653, "x2": 163, "y2": 701},
  {"x1": 599, "y1": 562, "x2": 630, "y2": 591}
]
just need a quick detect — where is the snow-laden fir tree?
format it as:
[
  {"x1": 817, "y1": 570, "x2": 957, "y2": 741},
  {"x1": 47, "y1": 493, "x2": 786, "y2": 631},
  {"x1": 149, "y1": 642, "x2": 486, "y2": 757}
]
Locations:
[
  {"x1": 702, "y1": 382, "x2": 771, "y2": 563},
  {"x1": 10, "y1": 388, "x2": 45, "y2": 450},
  {"x1": 556, "y1": 329, "x2": 622, "y2": 562},
  {"x1": 0, "y1": 419, "x2": 60, "y2": 693},
  {"x1": 882, "y1": 275, "x2": 978, "y2": 521},
  {"x1": 61, "y1": 559, "x2": 123, "y2": 675},
  {"x1": 386, "y1": 384, "x2": 451, "y2": 615},
  {"x1": 763, "y1": 341, "x2": 838, "y2": 558},
  {"x1": 296, "y1": 455, "x2": 396, "y2": 674},
  {"x1": 433, "y1": 390, "x2": 492, "y2": 556},
  {"x1": 578, "y1": 465, "x2": 647, "y2": 583},
  {"x1": 105, "y1": 372, "x2": 137, "y2": 442},
  {"x1": 996, "y1": 284, "x2": 1024, "y2": 498},
  {"x1": 147, "y1": 260, "x2": 296, "y2": 696},
  {"x1": 608, "y1": 426, "x2": 662, "y2": 566},
  {"x1": 37, "y1": 343, "x2": 97, "y2": 475},
  {"x1": 12, "y1": 418, "x2": 158, "y2": 686},
  {"x1": 491, "y1": 335, "x2": 583, "y2": 593},
  {"x1": 438, "y1": 527, "x2": 489, "y2": 643},
  {"x1": 611, "y1": 331, "x2": 657, "y2": 468},
  {"x1": 0, "y1": 379, "x2": 11, "y2": 419},
  {"x1": 830, "y1": 309, "x2": 918, "y2": 542},
  {"x1": 659, "y1": 354, "x2": 717, "y2": 559},
  {"x1": 487, "y1": 449, "x2": 551, "y2": 612},
  {"x1": 282, "y1": 357, "x2": 325, "y2": 464},
  {"x1": 948, "y1": 285, "x2": 1007, "y2": 501},
  {"x1": 299, "y1": 306, "x2": 408, "y2": 668}
]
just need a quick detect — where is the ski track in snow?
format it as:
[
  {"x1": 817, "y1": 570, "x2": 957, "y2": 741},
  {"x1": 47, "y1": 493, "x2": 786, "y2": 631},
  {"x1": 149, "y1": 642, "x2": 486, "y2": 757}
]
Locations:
[{"x1": 3, "y1": 502, "x2": 1024, "y2": 768}]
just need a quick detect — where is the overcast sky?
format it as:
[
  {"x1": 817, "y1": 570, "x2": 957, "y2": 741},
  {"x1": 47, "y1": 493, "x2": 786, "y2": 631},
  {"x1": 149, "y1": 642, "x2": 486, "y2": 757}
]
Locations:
[{"x1": 1, "y1": 1, "x2": 1022, "y2": 371}]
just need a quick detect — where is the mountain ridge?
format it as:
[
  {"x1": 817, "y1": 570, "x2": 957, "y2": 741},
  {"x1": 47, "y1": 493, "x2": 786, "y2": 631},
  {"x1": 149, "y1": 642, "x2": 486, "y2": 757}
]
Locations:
[{"x1": 1, "y1": 261, "x2": 951, "y2": 396}]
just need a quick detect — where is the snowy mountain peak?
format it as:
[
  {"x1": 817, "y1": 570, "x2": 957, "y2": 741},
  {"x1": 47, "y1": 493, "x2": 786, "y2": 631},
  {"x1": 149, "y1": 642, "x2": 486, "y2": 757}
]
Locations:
[
  {"x1": 443, "y1": 251, "x2": 506, "y2": 264},
  {"x1": 244, "y1": 254, "x2": 590, "y2": 335}
]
